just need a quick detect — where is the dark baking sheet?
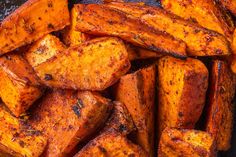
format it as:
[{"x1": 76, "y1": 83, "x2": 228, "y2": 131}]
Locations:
[{"x1": 0, "y1": 0, "x2": 235, "y2": 157}]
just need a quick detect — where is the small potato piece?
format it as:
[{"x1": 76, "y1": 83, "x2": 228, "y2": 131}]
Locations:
[
  {"x1": 114, "y1": 65, "x2": 156, "y2": 156},
  {"x1": 35, "y1": 37, "x2": 130, "y2": 91},
  {"x1": 74, "y1": 4, "x2": 187, "y2": 58},
  {"x1": 161, "y1": 0, "x2": 234, "y2": 41},
  {"x1": 24, "y1": 34, "x2": 66, "y2": 67},
  {"x1": 157, "y1": 56, "x2": 208, "y2": 138},
  {"x1": 0, "y1": 54, "x2": 42, "y2": 117},
  {"x1": 74, "y1": 130, "x2": 148, "y2": 157},
  {"x1": 29, "y1": 89, "x2": 112, "y2": 157},
  {"x1": 206, "y1": 60, "x2": 235, "y2": 151},
  {"x1": 220, "y1": 0, "x2": 236, "y2": 16},
  {"x1": 0, "y1": 0, "x2": 70, "y2": 55},
  {"x1": 107, "y1": 2, "x2": 230, "y2": 56},
  {"x1": 158, "y1": 128, "x2": 216, "y2": 157},
  {"x1": 126, "y1": 44, "x2": 163, "y2": 61},
  {"x1": 0, "y1": 104, "x2": 47, "y2": 157},
  {"x1": 61, "y1": 6, "x2": 90, "y2": 47}
]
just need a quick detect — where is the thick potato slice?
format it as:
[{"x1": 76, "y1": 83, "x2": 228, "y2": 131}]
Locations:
[
  {"x1": 73, "y1": 4, "x2": 187, "y2": 58},
  {"x1": 158, "y1": 128, "x2": 216, "y2": 157},
  {"x1": 161, "y1": 0, "x2": 234, "y2": 41},
  {"x1": 29, "y1": 89, "x2": 112, "y2": 157},
  {"x1": 114, "y1": 65, "x2": 156, "y2": 156},
  {"x1": 74, "y1": 130, "x2": 148, "y2": 157},
  {"x1": 220, "y1": 0, "x2": 236, "y2": 16},
  {"x1": 206, "y1": 60, "x2": 235, "y2": 151},
  {"x1": 107, "y1": 2, "x2": 230, "y2": 56},
  {"x1": 0, "y1": 0, "x2": 70, "y2": 55},
  {"x1": 0, "y1": 104, "x2": 47, "y2": 157},
  {"x1": 0, "y1": 54, "x2": 42, "y2": 117},
  {"x1": 34, "y1": 37, "x2": 130, "y2": 91},
  {"x1": 24, "y1": 34, "x2": 66, "y2": 68},
  {"x1": 157, "y1": 56, "x2": 208, "y2": 138}
]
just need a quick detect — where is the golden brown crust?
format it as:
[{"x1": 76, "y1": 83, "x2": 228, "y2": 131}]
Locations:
[
  {"x1": 158, "y1": 128, "x2": 216, "y2": 157},
  {"x1": 34, "y1": 37, "x2": 130, "y2": 91},
  {"x1": 29, "y1": 89, "x2": 113, "y2": 157},
  {"x1": 73, "y1": 4, "x2": 187, "y2": 58},
  {"x1": 161, "y1": 0, "x2": 234, "y2": 41},
  {"x1": 157, "y1": 56, "x2": 208, "y2": 138},
  {"x1": 206, "y1": 60, "x2": 235, "y2": 151},
  {"x1": 114, "y1": 65, "x2": 156, "y2": 156},
  {"x1": 107, "y1": 2, "x2": 231, "y2": 56},
  {"x1": 0, "y1": 0, "x2": 70, "y2": 55}
]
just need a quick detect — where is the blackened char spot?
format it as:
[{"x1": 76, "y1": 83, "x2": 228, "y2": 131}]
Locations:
[
  {"x1": 72, "y1": 105, "x2": 81, "y2": 118},
  {"x1": 44, "y1": 74, "x2": 53, "y2": 81}
]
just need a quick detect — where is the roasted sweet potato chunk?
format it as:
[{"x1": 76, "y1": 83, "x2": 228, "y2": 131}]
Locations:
[
  {"x1": 206, "y1": 60, "x2": 235, "y2": 151},
  {"x1": 34, "y1": 37, "x2": 130, "y2": 90},
  {"x1": 158, "y1": 128, "x2": 216, "y2": 157},
  {"x1": 157, "y1": 56, "x2": 208, "y2": 138},
  {"x1": 114, "y1": 65, "x2": 156, "y2": 156},
  {"x1": 161, "y1": 0, "x2": 234, "y2": 41},
  {"x1": 0, "y1": 54, "x2": 43, "y2": 117},
  {"x1": 220, "y1": 0, "x2": 236, "y2": 16},
  {"x1": 0, "y1": 104, "x2": 47, "y2": 157},
  {"x1": 107, "y1": 2, "x2": 230, "y2": 56},
  {"x1": 0, "y1": 0, "x2": 70, "y2": 55},
  {"x1": 29, "y1": 89, "x2": 112, "y2": 157},
  {"x1": 73, "y1": 4, "x2": 187, "y2": 58},
  {"x1": 24, "y1": 34, "x2": 66, "y2": 68}
]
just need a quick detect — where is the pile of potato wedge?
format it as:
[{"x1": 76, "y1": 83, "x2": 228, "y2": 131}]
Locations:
[{"x1": 0, "y1": 0, "x2": 236, "y2": 156}]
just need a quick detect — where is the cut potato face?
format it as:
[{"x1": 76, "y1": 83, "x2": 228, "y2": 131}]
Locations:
[
  {"x1": 114, "y1": 65, "x2": 156, "y2": 156},
  {"x1": 34, "y1": 37, "x2": 130, "y2": 91},
  {"x1": 158, "y1": 128, "x2": 216, "y2": 157},
  {"x1": 161, "y1": 0, "x2": 234, "y2": 41},
  {"x1": 29, "y1": 89, "x2": 112, "y2": 157},
  {"x1": 206, "y1": 60, "x2": 235, "y2": 151},
  {"x1": 107, "y1": 2, "x2": 231, "y2": 56},
  {"x1": 0, "y1": 54, "x2": 42, "y2": 117},
  {"x1": 0, "y1": 0, "x2": 70, "y2": 55},
  {"x1": 0, "y1": 104, "x2": 47, "y2": 157},
  {"x1": 157, "y1": 56, "x2": 208, "y2": 138},
  {"x1": 73, "y1": 4, "x2": 187, "y2": 58}
]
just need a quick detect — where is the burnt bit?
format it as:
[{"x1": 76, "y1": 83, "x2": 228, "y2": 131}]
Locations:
[
  {"x1": 98, "y1": 146, "x2": 107, "y2": 153},
  {"x1": 48, "y1": 0, "x2": 53, "y2": 7},
  {"x1": 35, "y1": 45, "x2": 48, "y2": 54},
  {"x1": 118, "y1": 124, "x2": 127, "y2": 132},
  {"x1": 44, "y1": 74, "x2": 53, "y2": 81},
  {"x1": 178, "y1": 112, "x2": 184, "y2": 117},
  {"x1": 19, "y1": 140, "x2": 25, "y2": 148},
  {"x1": 48, "y1": 23, "x2": 54, "y2": 29},
  {"x1": 72, "y1": 105, "x2": 81, "y2": 118}
]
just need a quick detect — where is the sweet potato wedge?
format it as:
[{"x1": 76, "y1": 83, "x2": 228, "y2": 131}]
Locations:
[
  {"x1": 157, "y1": 56, "x2": 208, "y2": 138},
  {"x1": 24, "y1": 34, "x2": 66, "y2": 68},
  {"x1": 161, "y1": 0, "x2": 234, "y2": 41},
  {"x1": 219, "y1": 0, "x2": 236, "y2": 16},
  {"x1": 206, "y1": 60, "x2": 235, "y2": 151},
  {"x1": 126, "y1": 44, "x2": 163, "y2": 61},
  {"x1": 114, "y1": 65, "x2": 156, "y2": 156},
  {"x1": 0, "y1": 54, "x2": 43, "y2": 117},
  {"x1": 0, "y1": 0, "x2": 70, "y2": 55},
  {"x1": 0, "y1": 103, "x2": 47, "y2": 157},
  {"x1": 34, "y1": 37, "x2": 130, "y2": 91},
  {"x1": 73, "y1": 4, "x2": 187, "y2": 58},
  {"x1": 107, "y1": 2, "x2": 230, "y2": 56},
  {"x1": 74, "y1": 130, "x2": 148, "y2": 157},
  {"x1": 29, "y1": 89, "x2": 112, "y2": 157},
  {"x1": 158, "y1": 128, "x2": 216, "y2": 157}
]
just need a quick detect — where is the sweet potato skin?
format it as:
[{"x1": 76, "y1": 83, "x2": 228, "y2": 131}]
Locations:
[
  {"x1": 0, "y1": 54, "x2": 42, "y2": 117},
  {"x1": 107, "y1": 2, "x2": 231, "y2": 56},
  {"x1": 0, "y1": 0, "x2": 70, "y2": 55},
  {"x1": 29, "y1": 89, "x2": 112, "y2": 157},
  {"x1": 220, "y1": 0, "x2": 236, "y2": 16},
  {"x1": 24, "y1": 34, "x2": 66, "y2": 68},
  {"x1": 157, "y1": 56, "x2": 208, "y2": 138},
  {"x1": 158, "y1": 128, "x2": 216, "y2": 157},
  {"x1": 74, "y1": 130, "x2": 148, "y2": 157},
  {"x1": 0, "y1": 104, "x2": 47, "y2": 157},
  {"x1": 161, "y1": 0, "x2": 234, "y2": 41},
  {"x1": 34, "y1": 37, "x2": 130, "y2": 91},
  {"x1": 206, "y1": 60, "x2": 235, "y2": 151},
  {"x1": 114, "y1": 65, "x2": 156, "y2": 156},
  {"x1": 73, "y1": 4, "x2": 187, "y2": 58}
]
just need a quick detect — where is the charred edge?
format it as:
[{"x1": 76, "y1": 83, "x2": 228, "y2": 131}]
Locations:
[{"x1": 72, "y1": 105, "x2": 81, "y2": 118}]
